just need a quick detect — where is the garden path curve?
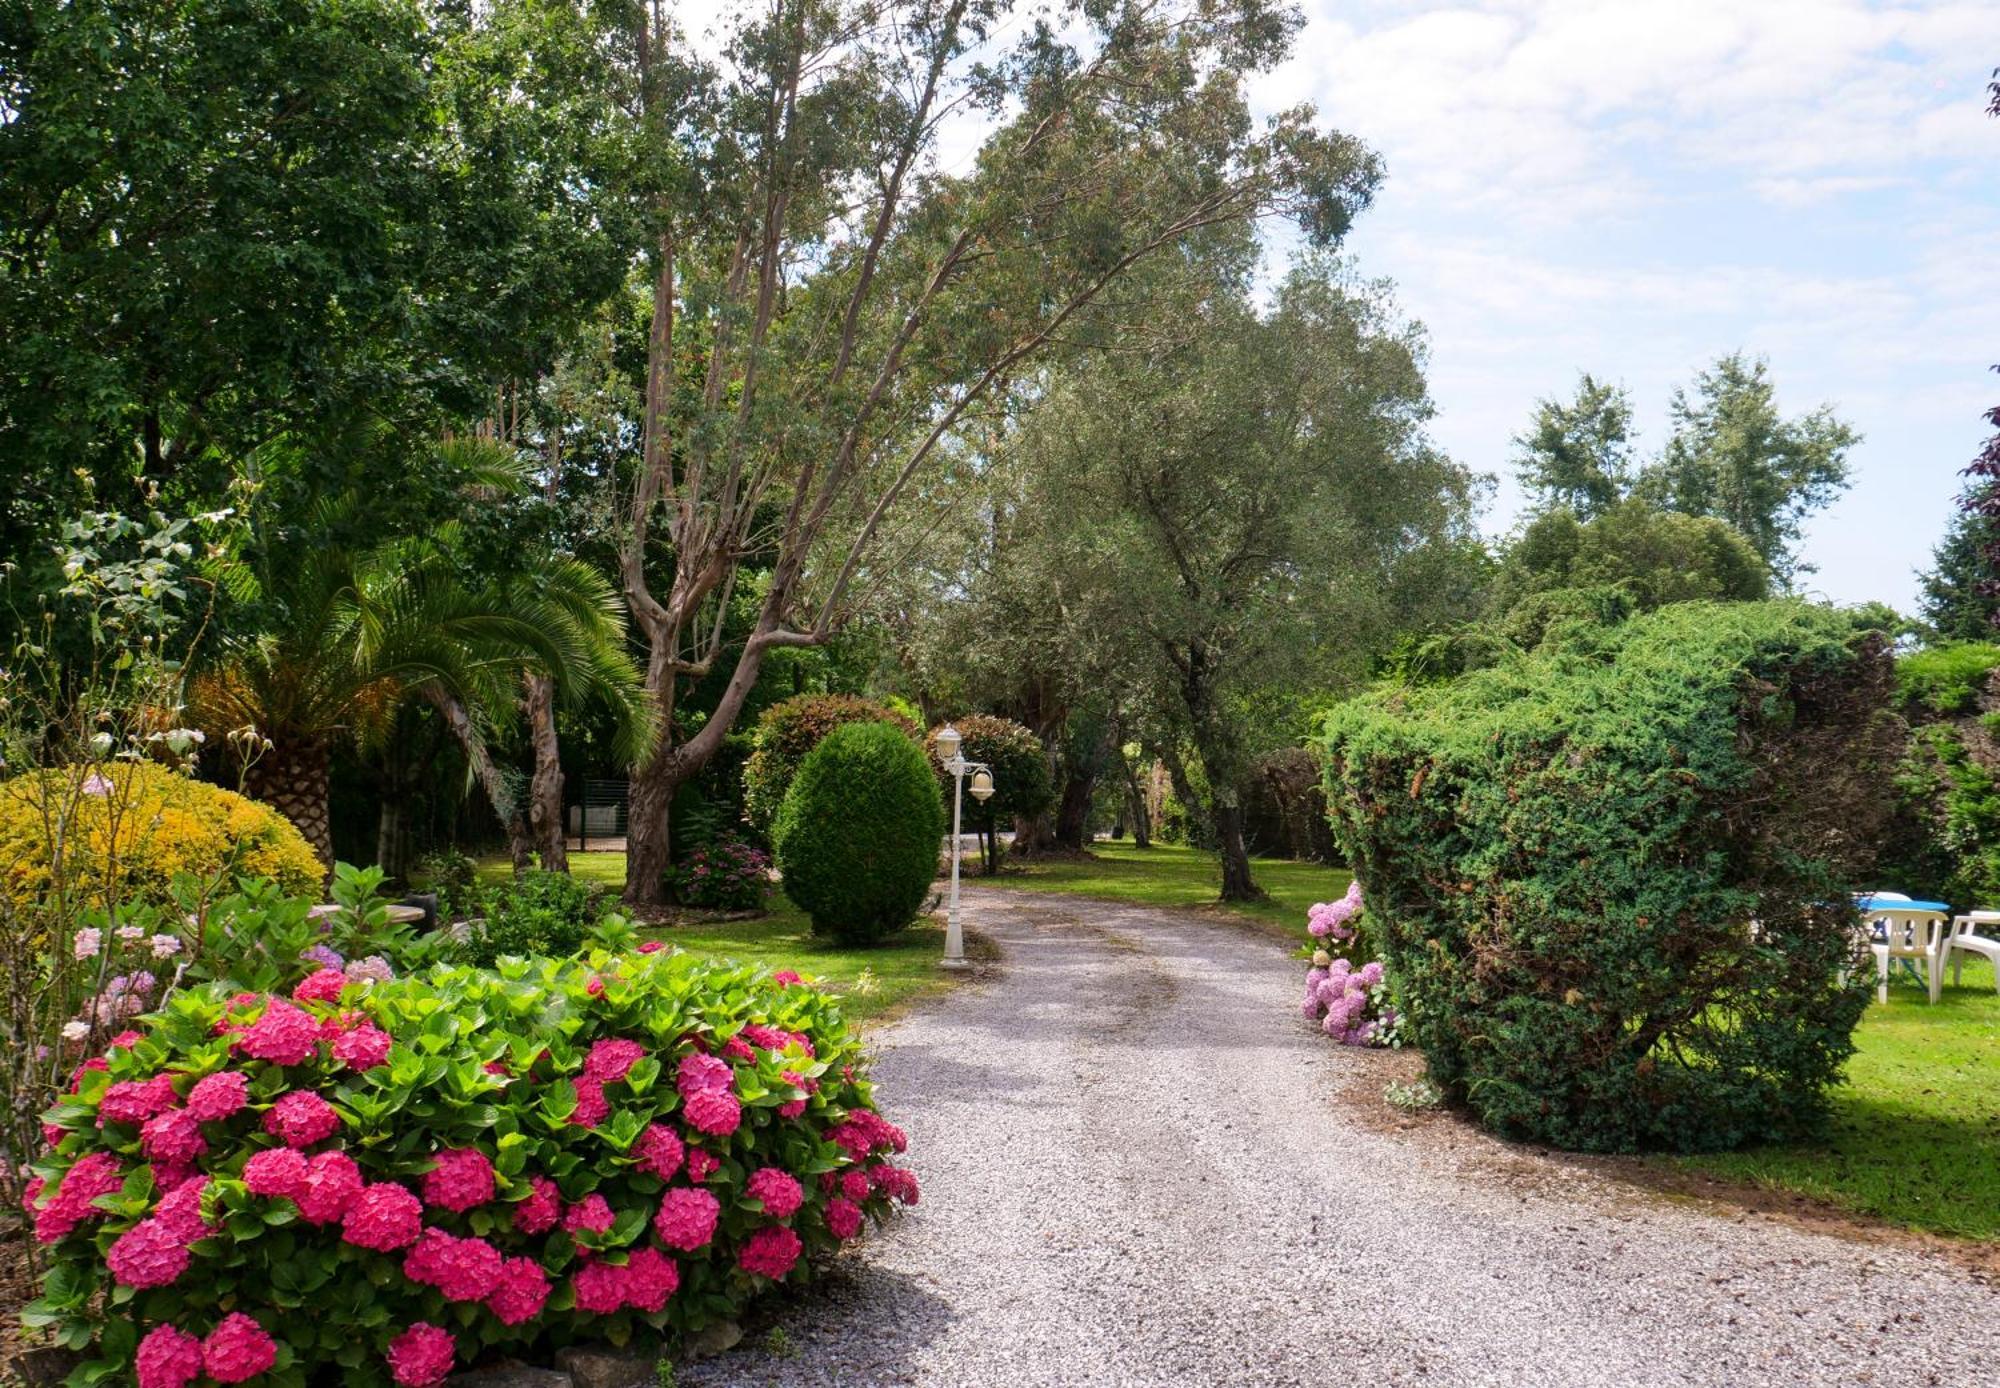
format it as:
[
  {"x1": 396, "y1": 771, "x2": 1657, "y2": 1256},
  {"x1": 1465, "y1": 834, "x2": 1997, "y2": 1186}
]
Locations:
[{"x1": 685, "y1": 889, "x2": 2000, "y2": 1388}]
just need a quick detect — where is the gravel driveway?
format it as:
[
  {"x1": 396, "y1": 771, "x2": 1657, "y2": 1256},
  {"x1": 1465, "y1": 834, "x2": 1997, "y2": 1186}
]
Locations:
[{"x1": 686, "y1": 889, "x2": 2000, "y2": 1388}]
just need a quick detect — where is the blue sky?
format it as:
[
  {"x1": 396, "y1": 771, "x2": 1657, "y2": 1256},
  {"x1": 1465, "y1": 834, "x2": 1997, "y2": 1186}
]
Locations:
[{"x1": 1259, "y1": 0, "x2": 2000, "y2": 611}]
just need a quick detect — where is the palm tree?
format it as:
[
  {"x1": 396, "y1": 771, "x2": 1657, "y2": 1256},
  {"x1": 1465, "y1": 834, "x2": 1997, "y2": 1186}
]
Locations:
[{"x1": 192, "y1": 444, "x2": 651, "y2": 871}]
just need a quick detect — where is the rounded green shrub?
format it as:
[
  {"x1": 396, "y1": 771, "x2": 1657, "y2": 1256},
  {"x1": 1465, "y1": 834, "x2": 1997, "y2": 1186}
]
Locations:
[
  {"x1": 462, "y1": 869, "x2": 606, "y2": 966},
  {"x1": 26, "y1": 949, "x2": 917, "y2": 1385},
  {"x1": 1321, "y1": 602, "x2": 1902, "y2": 1154},
  {"x1": 775, "y1": 722, "x2": 943, "y2": 944},
  {"x1": 740, "y1": 695, "x2": 921, "y2": 835}
]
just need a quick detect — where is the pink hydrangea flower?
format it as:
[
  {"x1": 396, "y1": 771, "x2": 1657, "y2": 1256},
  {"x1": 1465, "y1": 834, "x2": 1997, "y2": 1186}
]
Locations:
[
  {"x1": 332, "y1": 1024, "x2": 392, "y2": 1072},
  {"x1": 652, "y1": 1187, "x2": 720, "y2": 1251},
  {"x1": 682, "y1": 1087, "x2": 740, "y2": 1137},
  {"x1": 99, "y1": 1074, "x2": 180, "y2": 1126},
  {"x1": 634, "y1": 1123, "x2": 683, "y2": 1180},
  {"x1": 141, "y1": 1108, "x2": 208, "y2": 1166},
  {"x1": 263, "y1": 1090, "x2": 340, "y2": 1147},
  {"x1": 636, "y1": 940, "x2": 668, "y2": 954},
  {"x1": 583, "y1": 1038, "x2": 645, "y2": 1083},
  {"x1": 421, "y1": 1148, "x2": 496, "y2": 1213},
  {"x1": 385, "y1": 1323, "x2": 456, "y2": 1387},
  {"x1": 746, "y1": 1167, "x2": 803, "y2": 1219},
  {"x1": 869, "y1": 1164, "x2": 920, "y2": 1205},
  {"x1": 738, "y1": 1024, "x2": 785, "y2": 1051},
  {"x1": 107, "y1": 1218, "x2": 190, "y2": 1288},
  {"x1": 32, "y1": 1152, "x2": 125, "y2": 1242},
  {"x1": 721, "y1": 1036, "x2": 755, "y2": 1062},
  {"x1": 136, "y1": 1323, "x2": 202, "y2": 1388},
  {"x1": 676, "y1": 1051, "x2": 732, "y2": 1096},
  {"x1": 185, "y1": 1070, "x2": 250, "y2": 1121},
  {"x1": 840, "y1": 1169, "x2": 870, "y2": 1204},
  {"x1": 778, "y1": 1099, "x2": 806, "y2": 1119},
  {"x1": 825, "y1": 1196, "x2": 863, "y2": 1240},
  {"x1": 771, "y1": 970, "x2": 801, "y2": 987},
  {"x1": 737, "y1": 1224, "x2": 802, "y2": 1280},
  {"x1": 292, "y1": 968, "x2": 349, "y2": 1005},
  {"x1": 563, "y1": 1192, "x2": 614, "y2": 1237},
  {"x1": 153, "y1": 1179, "x2": 215, "y2": 1243},
  {"x1": 290, "y1": 1148, "x2": 362, "y2": 1225},
  {"x1": 571, "y1": 1259, "x2": 625, "y2": 1314},
  {"x1": 512, "y1": 1174, "x2": 561, "y2": 1235},
  {"x1": 568, "y1": 1078, "x2": 610, "y2": 1128},
  {"x1": 235, "y1": 999, "x2": 321, "y2": 1065},
  {"x1": 486, "y1": 1257, "x2": 552, "y2": 1326},
  {"x1": 585, "y1": 975, "x2": 605, "y2": 997},
  {"x1": 342, "y1": 1181, "x2": 423, "y2": 1251},
  {"x1": 622, "y1": 1246, "x2": 680, "y2": 1312},
  {"x1": 202, "y1": 1314, "x2": 277, "y2": 1384},
  {"x1": 685, "y1": 1148, "x2": 719, "y2": 1183},
  {"x1": 108, "y1": 1028, "x2": 143, "y2": 1049},
  {"x1": 243, "y1": 1147, "x2": 310, "y2": 1199},
  {"x1": 403, "y1": 1229, "x2": 504, "y2": 1301}
]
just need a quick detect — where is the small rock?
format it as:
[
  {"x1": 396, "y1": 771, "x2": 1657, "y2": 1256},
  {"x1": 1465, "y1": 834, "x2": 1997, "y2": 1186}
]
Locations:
[
  {"x1": 553, "y1": 1344, "x2": 658, "y2": 1388},
  {"x1": 447, "y1": 1364, "x2": 573, "y2": 1388},
  {"x1": 685, "y1": 1320, "x2": 744, "y2": 1360}
]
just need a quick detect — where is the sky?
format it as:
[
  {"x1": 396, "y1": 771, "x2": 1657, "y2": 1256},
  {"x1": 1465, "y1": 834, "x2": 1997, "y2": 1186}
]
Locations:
[{"x1": 1256, "y1": 0, "x2": 2000, "y2": 612}]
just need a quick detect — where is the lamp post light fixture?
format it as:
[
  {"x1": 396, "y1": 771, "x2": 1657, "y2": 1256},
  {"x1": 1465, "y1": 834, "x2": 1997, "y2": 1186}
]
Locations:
[{"x1": 937, "y1": 724, "x2": 995, "y2": 971}]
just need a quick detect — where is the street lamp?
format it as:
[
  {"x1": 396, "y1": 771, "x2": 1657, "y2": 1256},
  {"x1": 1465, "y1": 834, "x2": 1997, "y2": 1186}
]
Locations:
[{"x1": 937, "y1": 724, "x2": 995, "y2": 971}]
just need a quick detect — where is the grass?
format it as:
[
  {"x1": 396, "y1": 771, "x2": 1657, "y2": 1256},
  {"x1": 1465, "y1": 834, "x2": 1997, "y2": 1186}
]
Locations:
[
  {"x1": 973, "y1": 839, "x2": 1352, "y2": 935},
  {"x1": 1667, "y1": 959, "x2": 2000, "y2": 1240},
  {"x1": 475, "y1": 853, "x2": 961, "y2": 1024}
]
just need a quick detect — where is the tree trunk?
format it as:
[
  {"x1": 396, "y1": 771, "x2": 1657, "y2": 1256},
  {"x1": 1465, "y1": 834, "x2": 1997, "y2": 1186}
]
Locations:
[
  {"x1": 625, "y1": 751, "x2": 676, "y2": 905},
  {"x1": 1119, "y1": 750, "x2": 1152, "y2": 849},
  {"x1": 1211, "y1": 794, "x2": 1260, "y2": 902},
  {"x1": 1052, "y1": 766, "x2": 1096, "y2": 851},
  {"x1": 244, "y1": 737, "x2": 334, "y2": 879},
  {"x1": 425, "y1": 690, "x2": 532, "y2": 871},
  {"x1": 524, "y1": 674, "x2": 568, "y2": 873},
  {"x1": 375, "y1": 797, "x2": 404, "y2": 882}
]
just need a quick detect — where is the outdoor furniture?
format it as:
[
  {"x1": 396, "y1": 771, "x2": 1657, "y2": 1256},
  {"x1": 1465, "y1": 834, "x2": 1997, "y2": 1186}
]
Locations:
[
  {"x1": 1947, "y1": 911, "x2": 2000, "y2": 993},
  {"x1": 1854, "y1": 893, "x2": 1950, "y2": 1004}
]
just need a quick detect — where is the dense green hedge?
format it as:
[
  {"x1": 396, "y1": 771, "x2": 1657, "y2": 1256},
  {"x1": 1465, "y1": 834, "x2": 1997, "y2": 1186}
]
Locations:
[
  {"x1": 775, "y1": 723, "x2": 943, "y2": 945},
  {"x1": 741, "y1": 696, "x2": 921, "y2": 835},
  {"x1": 1320, "y1": 602, "x2": 1901, "y2": 1153}
]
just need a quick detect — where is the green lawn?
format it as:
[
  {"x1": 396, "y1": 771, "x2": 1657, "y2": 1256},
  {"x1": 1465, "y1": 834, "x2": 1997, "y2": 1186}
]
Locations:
[
  {"x1": 974, "y1": 839, "x2": 1353, "y2": 935},
  {"x1": 1668, "y1": 960, "x2": 2000, "y2": 1240},
  {"x1": 476, "y1": 853, "x2": 963, "y2": 1024}
]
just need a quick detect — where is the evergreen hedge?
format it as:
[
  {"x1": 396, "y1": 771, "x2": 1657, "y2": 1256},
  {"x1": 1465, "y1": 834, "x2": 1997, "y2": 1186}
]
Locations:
[
  {"x1": 775, "y1": 723, "x2": 944, "y2": 945},
  {"x1": 1319, "y1": 602, "x2": 1902, "y2": 1153},
  {"x1": 741, "y1": 696, "x2": 921, "y2": 835}
]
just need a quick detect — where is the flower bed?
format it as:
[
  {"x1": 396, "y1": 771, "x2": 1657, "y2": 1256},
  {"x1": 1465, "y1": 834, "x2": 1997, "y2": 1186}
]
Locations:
[
  {"x1": 23, "y1": 948, "x2": 915, "y2": 1386},
  {"x1": 1298, "y1": 882, "x2": 1402, "y2": 1047}
]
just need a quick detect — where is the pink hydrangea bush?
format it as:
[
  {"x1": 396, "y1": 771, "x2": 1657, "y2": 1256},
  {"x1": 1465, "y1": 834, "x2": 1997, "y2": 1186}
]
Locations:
[
  {"x1": 1298, "y1": 882, "x2": 1403, "y2": 1047},
  {"x1": 24, "y1": 949, "x2": 914, "y2": 1385}
]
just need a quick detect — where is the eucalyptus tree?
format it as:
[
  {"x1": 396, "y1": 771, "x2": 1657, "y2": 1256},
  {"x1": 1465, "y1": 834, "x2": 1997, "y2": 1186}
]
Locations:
[
  {"x1": 1513, "y1": 374, "x2": 1636, "y2": 521},
  {"x1": 1008, "y1": 265, "x2": 1477, "y2": 900},
  {"x1": 608, "y1": 0, "x2": 1380, "y2": 903}
]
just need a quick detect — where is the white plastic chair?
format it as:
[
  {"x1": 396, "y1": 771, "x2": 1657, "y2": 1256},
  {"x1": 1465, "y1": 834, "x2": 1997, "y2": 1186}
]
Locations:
[
  {"x1": 1947, "y1": 911, "x2": 2000, "y2": 993},
  {"x1": 1863, "y1": 906, "x2": 1949, "y2": 1004}
]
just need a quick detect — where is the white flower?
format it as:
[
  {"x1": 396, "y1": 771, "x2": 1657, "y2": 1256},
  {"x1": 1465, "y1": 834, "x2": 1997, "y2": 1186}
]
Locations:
[
  {"x1": 149, "y1": 934, "x2": 183, "y2": 959},
  {"x1": 60, "y1": 1020, "x2": 89, "y2": 1043},
  {"x1": 72, "y1": 928, "x2": 102, "y2": 959},
  {"x1": 80, "y1": 771, "x2": 113, "y2": 797},
  {"x1": 116, "y1": 925, "x2": 146, "y2": 944}
]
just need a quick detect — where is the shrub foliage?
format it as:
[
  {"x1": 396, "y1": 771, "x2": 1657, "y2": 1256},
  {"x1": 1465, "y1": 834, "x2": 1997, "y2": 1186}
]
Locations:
[
  {"x1": 0, "y1": 763, "x2": 323, "y2": 911},
  {"x1": 740, "y1": 695, "x2": 921, "y2": 835},
  {"x1": 1320, "y1": 603, "x2": 1901, "y2": 1153},
  {"x1": 775, "y1": 723, "x2": 943, "y2": 945},
  {"x1": 25, "y1": 949, "x2": 915, "y2": 1385},
  {"x1": 923, "y1": 715, "x2": 1051, "y2": 874},
  {"x1": 462, "y1": 871, "x2": 607, "y2": 968}
]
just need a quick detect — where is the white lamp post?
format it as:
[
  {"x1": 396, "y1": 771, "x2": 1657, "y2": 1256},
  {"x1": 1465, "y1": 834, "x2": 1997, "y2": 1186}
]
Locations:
[{"x1": 937, "y1": 724, "x2": 994, "y2": 971}]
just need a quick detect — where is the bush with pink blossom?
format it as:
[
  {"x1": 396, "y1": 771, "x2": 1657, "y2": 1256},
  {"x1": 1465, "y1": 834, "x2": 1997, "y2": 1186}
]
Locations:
[
  {"x1": 23, "y1": 947, "x2": 915, "y2": 1385},
  {"x1": 1297, "y1": 882, "x2": 1403, "y2": 1048}
]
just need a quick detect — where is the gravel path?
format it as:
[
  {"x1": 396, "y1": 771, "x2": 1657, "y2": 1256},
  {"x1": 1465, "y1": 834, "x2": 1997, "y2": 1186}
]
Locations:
[{"x1": 686, "y1": 890, "x2": 2000, "y2": 1388}]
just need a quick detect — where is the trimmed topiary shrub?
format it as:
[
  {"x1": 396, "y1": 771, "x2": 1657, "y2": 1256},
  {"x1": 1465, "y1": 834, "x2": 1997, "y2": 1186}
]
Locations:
[
  {"x1": 24, "y1": 948, "x2": 916, "y2": 1385},
  {"x1": 1320, "y1": 602, "x2": 1902, "y2": 1153},
  {"x1": 774, "y1": 723, "x2": 943, "y2": 945},
  {"x1": 0, "y1": 763, "x2": 323, "y2": 911},
  {"x1": 740, "y1": 695, "x2": 921, "y2": 835}
]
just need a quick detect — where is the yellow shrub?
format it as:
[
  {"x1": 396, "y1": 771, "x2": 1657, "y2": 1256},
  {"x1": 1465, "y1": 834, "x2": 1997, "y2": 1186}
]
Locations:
[{"x1": 0, "y1": 763, "x2": 322, "y2": 911}]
